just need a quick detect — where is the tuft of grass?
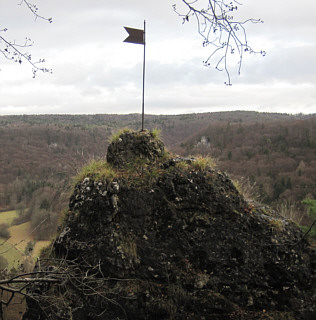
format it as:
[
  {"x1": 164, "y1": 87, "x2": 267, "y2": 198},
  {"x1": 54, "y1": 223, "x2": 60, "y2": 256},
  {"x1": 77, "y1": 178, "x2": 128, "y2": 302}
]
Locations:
[
  {"x1": 74, "y1": 160, "x2": 116, "y2": 183},
  {"x1": 233, "y1": 176, "x2": 261, "y2": 201},
  {"x1": 191, "y1": 156, "x2": 216, "y2": 171},
  {"x1": 123, "y1": 158, "x2": 164, "y2": 188},
  {"x1": 269, "y1": 218, "x2": 284, "y2": 231},
  {"x1": 150, "y1": 128, "x2": 161, "y2": 139},
  {"x1": 276, "y1": 200, "x2": 305, "y2": 225},
  {"x1": 109, "y1": 127, "x2": 132, "y2": 143},
  {"x1": 126, "y1": 157, "x2": 148, "y2": 175},
  {"x1": 175, "y1": 160, "x2": 190, "y2": 170}
]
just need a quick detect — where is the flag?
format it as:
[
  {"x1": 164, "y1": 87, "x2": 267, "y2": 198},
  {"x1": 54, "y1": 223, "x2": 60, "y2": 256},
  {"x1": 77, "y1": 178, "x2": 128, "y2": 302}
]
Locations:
[
  {"x1": 123, "y1": 27, "x2": 145, "y2": 45},
  {"x1": 123, "y1": 21, "x2": 147, "y2": 131}
]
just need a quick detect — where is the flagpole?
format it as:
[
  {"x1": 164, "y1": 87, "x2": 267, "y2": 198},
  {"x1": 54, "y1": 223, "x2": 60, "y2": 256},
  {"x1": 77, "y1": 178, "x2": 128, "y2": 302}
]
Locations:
[
  {"x1": 123, "y1": 22, "x2": 146, "y2": 131},
  {"x1": 141, "y1": 20, "x2": 146, "y2": 131}
]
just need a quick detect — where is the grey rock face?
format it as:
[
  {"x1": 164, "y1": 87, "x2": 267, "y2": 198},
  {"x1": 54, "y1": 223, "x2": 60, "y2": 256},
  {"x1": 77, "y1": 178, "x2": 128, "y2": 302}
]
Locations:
[{"x1": 23, "y1": 130, "x2": 315, "y2": 320}]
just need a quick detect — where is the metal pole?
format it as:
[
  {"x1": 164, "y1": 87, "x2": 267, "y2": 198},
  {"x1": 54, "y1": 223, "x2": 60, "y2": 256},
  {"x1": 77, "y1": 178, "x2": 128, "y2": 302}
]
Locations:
[{"x1": 141, "y1": 20, "x2": 146, "y2": 131}]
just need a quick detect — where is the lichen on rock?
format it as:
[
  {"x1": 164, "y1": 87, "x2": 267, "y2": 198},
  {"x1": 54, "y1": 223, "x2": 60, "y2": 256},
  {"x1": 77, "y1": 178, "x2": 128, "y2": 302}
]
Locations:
[{"x1": 23, "y1": 130, "x2": 315, "y2": 320}]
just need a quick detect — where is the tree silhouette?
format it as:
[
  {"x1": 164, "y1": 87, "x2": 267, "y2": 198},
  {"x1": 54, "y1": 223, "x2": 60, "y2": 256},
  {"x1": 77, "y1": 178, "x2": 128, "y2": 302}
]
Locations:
[
  {"x1": 173, "y1": 0, "x2": 266, "y2": 85},
  {"x1": 0, "y1": 0, "x2": 52, "y2": 77}
]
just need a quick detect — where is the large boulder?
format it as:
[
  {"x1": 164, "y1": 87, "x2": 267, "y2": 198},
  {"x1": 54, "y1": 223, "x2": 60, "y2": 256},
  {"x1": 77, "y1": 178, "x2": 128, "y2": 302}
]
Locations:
[{"x1": 23, "y1": 130, "x2": 315, "y2": 320}]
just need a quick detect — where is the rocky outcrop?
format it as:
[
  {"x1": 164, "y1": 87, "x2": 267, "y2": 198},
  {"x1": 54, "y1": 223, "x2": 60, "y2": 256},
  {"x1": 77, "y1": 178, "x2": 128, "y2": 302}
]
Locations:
[
  {"x1": 23, "y1": 130, "x2": 315, "y2": 320},
  {"x1": 106, "y1": 130, "x2": 166, "y2": 169}
]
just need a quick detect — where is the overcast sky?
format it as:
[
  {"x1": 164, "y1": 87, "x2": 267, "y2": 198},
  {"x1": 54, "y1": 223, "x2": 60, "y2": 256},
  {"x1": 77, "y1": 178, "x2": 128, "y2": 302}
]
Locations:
[{"x1": 0, "y1": 0, "x2": 315, "y2": 115}]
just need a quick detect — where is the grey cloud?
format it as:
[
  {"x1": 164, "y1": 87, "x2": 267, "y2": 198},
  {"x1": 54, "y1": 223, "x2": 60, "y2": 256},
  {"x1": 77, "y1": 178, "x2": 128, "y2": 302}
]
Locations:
[
  {"x1": 1, "y1": 0, "x2": 315, "y2": 115},
  {"x1": 239, "y1": 44, "x2": 316, "y2": 85}
]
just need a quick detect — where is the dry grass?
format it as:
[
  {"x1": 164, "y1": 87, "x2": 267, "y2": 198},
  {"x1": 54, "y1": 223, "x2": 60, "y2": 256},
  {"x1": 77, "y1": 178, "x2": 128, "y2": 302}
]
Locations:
[
  {"x1": 0, "y1": 222, "x2": 51, "y2": 269},
  {"x1": 0, "y1": 238, "x2": 23, "y2": 268},
  {"x1": 0, "y1": 210, "x2": 18, "y2": 225},
  {"x1": 232, "y1": 176, "x2": 261, "y2": 201},
  {"x1": 8, "y1": 222, "x2": 32, "y2": 253},
  {"x1": 74, "y1": 160, "x2": 116, "y2": 183},
  {"x1": 191, "y1": 156, "x2": 216, "y2": 171}
]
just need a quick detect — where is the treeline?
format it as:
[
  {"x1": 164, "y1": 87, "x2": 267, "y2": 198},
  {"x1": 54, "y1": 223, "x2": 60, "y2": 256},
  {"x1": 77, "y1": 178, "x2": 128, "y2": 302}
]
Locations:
[{"x1": 0, "y1": 111, "x2": 301, "y2": 127}]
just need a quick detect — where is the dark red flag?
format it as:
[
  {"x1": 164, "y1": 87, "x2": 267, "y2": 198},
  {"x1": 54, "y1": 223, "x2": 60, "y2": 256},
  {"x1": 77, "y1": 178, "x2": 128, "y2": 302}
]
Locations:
[{"x1": 123, "y1": 27, "x2": 145, "y2": 45}]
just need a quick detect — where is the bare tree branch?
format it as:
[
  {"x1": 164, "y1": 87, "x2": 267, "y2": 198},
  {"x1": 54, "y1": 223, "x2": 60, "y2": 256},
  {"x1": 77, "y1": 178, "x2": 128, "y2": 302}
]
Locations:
[
  {"x1": 19, "y1": 0, "x2": 53, "y2": 23},
  {"x1": 173, "y1": 0, "x2": 266, "y2": 85},
  {"x1": 0, "y1": 0, "x2": 53, "y2": 77},
  {"x1": 0, "y1": 256, "x2": 131, "y2": 318}
]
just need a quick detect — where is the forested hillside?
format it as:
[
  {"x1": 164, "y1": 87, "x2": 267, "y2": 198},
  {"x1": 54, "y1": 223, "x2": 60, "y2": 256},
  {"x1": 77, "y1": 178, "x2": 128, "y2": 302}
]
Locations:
[
  {"x1": 0, "y1": 111, "x2": 315, "y2": 241},
  {"x1": 181, "y1": 117, "x2": 316, "y2": 204}
]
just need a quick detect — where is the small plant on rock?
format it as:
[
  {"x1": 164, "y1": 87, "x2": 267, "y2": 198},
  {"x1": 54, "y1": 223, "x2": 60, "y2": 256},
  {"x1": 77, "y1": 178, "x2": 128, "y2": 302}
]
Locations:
[
  {"x1": 191, "y1": 156, "x2": 216, "y2": 171},
  {"x1": 75, "y1": 160, "x2": 115, "y2": 183},
  {"x1": 151, "y1": 128, "x2": 161, "y2": 139},
  {"x1": 110, "y1": 127, "x2": 133, "y2": 143}
]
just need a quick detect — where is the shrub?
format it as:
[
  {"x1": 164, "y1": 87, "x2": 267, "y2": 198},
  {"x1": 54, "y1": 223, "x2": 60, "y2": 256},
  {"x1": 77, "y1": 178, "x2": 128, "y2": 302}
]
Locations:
[
  {"x1": 0, "y1": 223, "x2": 11, "y2": 239},
  {"x1": 276, "y1": 200, "x2": 305, "y2": 224},
  {"x1": 25, "y1": 241, "x2": 35, "y2": 256},
  {"x1": 233, "y1": 176, "x2": 262, "y2": 201}
]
